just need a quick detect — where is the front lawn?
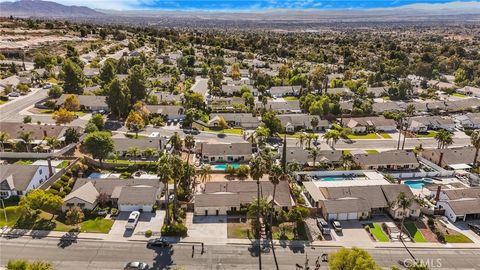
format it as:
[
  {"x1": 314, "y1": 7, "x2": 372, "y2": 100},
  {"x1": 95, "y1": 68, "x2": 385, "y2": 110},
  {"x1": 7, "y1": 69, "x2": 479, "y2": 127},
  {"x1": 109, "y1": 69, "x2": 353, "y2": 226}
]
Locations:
[
  {"x1": 404, "y1": 223, "x2": 427, "y2": 243},
  {"x1": 80, "y1": 217, "x2": 114, "y2": 233},
  {"x1": 56, "y1": 160, "x2": 70, "y2": 168},
  {"x1": 227, "y1": 219, "x2": 251, "y2": 239},
  {"x1": 365, "y1": 150, "x2": 379, "y2": 154},
  {"x1": 416, "y1": 131, "x2": 437, "y2": 138},
  {"x1": 444, "y1": 234, "x2": 473, "y2": 243},
  {"x1": 348, "y1": 133, "x2": 380, "y2": 139},
  {"x1": 378, "y1": 133, "x2": 392, "y2": 139},
  {"x1": 283, "y1": 96, "x2": 299, "y2": 101},
  {"x1": 272, "y1": 222, "x2": 308, "y2": 240},
  {"x1": 14, "y1": 160, "x2": 33, "y2": 165},
  {"x1": 205, "y1": 128, "x2": 244, "y2": 135},
  {"x1": 0, "y1": 100, "x2": 8, "y2": 105},
  {"x1": 0, "y1": 206, "x2": 23, "y2": 227},
  {"x1": 365, "y1": 223, "x2": 389, "y2": 242},
  {"x1": 451, "y1": 93, "x2": 467, "y2": 98}
]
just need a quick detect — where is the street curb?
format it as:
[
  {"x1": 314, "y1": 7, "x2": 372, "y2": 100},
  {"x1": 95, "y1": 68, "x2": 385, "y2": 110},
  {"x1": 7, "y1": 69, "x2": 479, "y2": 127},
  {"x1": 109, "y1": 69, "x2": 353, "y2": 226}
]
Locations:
[{"x1": 1, "y1": 233, "x2": 103, "y2": 241}]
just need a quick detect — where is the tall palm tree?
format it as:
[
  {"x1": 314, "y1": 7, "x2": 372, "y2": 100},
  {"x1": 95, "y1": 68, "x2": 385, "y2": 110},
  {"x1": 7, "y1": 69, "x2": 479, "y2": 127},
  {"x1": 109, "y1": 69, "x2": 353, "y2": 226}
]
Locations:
[
  {"x1": 305, "y1": 133, "x2": 316, "y2": 149},
  {"x1": 157, "y1": 157, "x2": 173, "y2": 225},
  {"x1": 296, "y1": 133, "x2": 306, "y2": 148},
  {"x1": 323, "y1": 130, "x2": 340, "y2": 149},
  {"x1": 127, "y1": 146, "x2": 141, "y2": 164},
  {"x1": 170, "y1": 155, "x2": 184, "y2": 221},
  {"x1": 435, "y1": 129, "x2": 454, "y2": 149},
  {"x1": 309, "y1": 147, "x2": 320, "y2": 167},
  {"x1": 396, "y1": 192, "x2": 413, "y2": 240},
  {"x1": 199, "y1": 165, "x2": 212, "y2": 184},
  {"x1": 18, "y1": 131, "x2": 34, "y2": 152},
  {"x1": 249, "y1": 156, "x2": 265, "y2": 268},
  {"x1": 0, "y1": 132, "x2": 10, "y2": 152},
  {"x1": 168, "y1": 132, "x2": 183, "y2": 155},
  {"x1": 268, "y1": 165, "x2": 282, "y2": 235},
  {"x1": 470, "y1": 130, "x2": 480, "y2": 167},
  {"x1": 184, "y1": 135, "x2": 196, "y2": 191},
  {"x1": 402, "y1": 104, "x2": 416, "y2": 150}
]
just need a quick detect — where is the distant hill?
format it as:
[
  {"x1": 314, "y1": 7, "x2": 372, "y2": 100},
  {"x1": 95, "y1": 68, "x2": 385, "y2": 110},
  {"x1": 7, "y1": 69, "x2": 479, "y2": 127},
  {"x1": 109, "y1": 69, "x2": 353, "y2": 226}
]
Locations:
[{"x1": 0, "y1": 0, "x2": 104, "y2": 17}]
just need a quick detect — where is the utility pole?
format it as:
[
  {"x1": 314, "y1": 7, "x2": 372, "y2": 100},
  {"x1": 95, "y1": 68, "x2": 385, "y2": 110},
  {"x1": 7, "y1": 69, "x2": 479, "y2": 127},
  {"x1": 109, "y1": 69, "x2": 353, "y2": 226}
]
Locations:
[{"x1": 1, "y1": 199, "x2": 7, "y2": 224}]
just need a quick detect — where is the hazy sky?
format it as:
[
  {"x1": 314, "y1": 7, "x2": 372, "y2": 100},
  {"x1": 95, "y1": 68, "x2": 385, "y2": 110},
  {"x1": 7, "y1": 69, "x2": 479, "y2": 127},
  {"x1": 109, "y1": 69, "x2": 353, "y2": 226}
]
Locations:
[{"x1": 7, "y1": 0, "x2": 480, "y2": 10}]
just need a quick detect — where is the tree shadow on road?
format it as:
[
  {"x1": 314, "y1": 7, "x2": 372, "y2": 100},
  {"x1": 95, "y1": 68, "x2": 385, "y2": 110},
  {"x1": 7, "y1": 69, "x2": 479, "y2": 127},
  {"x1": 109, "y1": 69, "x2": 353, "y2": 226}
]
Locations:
[
  {"x1": 151, "y1": 246, "x2": 174, "y2": 270},
  {"x1": 57, "y1": 231, "x2": 78, "y2": 249}
]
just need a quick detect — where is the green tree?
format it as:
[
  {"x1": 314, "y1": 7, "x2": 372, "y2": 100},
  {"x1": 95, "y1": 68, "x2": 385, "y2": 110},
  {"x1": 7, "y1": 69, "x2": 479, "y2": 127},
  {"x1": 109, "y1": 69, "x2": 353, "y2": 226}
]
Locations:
[
  {"x1": 199, "y1": 165, "x2": 212, "y2": 184},
  {"x1": 89, "y1": 114, "x2": 104, "y2": 130},
  {"x1": 18, "y1": 131, "x2": 34, "y2": 152},
  {"x1": 64, "y1": 127, "x2": 80, "y2": 144},
  {"x1": 83, "y1": 131, "x2": 114, "y2": 165},
  {"x1": 396, "y1": 192, "x2": 413, "y2": 240},
  {"x1": 19, "y1": 190, "x2": 63, "y2": 220},
  {"x1": 434, "y1": 129, "x2": 453, "y2": 149},
  {"x1": 52, "y1": 108, "x2": 75, "y2": 125},
  {"x1": 323, "y1": 130, "x2": 341, "y2": 149},
  {"x1": 61, "y1": 59, "x2": 84, "y2": 94},
  {"x1": 47, "y1": 85, "x2": 63, "y2": 98},
  {"x1": 65, "y1": 206, "x2": 84, "y2": 228},
  {"x1": 249, "y1": 156, "x2": 266, "y2": 237},
  {"x1": 127, "y1": 65, "x2": 147, "y2": 103},
  {"x1": 329, "y1": 247, "x2": 380, "y2": 270},
  {"x1": 0, "y1": 132, "x2": 10, "y2": 151},
  {"x1": 99, "y1": 59, "x2": 116, "y2": 86},
  {"x1": 157, "y1": 156, "x2": 173, "y2": 224},
  {"x1": 168, "y1": 132, "x2": 183, "y2": 155},
  {"x1": 308, "y1": 147, "x2": 319, "y2": 167},
  {"x1": 262, "y1": 111, "x2": 283, "y2": 135},
  {"x1": 44, "y1": 136, "x2": 61, "y2": 151},
  {"x1": 106, "y1": 78, "x2": 130, "y2": 118},
  {"x1": 470, "y1": 129, "x2": 480, "y2": 168}
]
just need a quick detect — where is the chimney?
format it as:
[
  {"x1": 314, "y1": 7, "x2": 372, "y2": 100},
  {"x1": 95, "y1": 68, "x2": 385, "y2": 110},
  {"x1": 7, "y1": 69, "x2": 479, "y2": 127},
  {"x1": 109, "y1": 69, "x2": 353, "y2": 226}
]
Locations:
[
  {"x1": 435, "y1": 185, "x2": 441, "y2": 202},
  {"x1": 43, "y1": 130, "x2": 47, "y2": 138},
  {"x1": 47, "y1": 158, "x2": 53, "y2": 177},
  {"x1": 438, "y1": 152, "x2": 444, "y2": 167}
]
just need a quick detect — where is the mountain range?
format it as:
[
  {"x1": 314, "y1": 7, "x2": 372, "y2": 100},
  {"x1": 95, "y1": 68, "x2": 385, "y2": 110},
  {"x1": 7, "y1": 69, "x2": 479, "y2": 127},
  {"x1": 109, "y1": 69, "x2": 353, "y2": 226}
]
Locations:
[{"x1": 0, "y1": 0, "x2": 103, "y2": 17}]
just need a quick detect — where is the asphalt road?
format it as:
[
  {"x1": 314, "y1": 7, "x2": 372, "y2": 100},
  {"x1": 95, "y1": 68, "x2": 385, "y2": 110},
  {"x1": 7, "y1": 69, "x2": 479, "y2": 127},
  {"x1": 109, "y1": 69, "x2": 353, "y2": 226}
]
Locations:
[
  {"x1": 1, "y1": 237, "x2": 480, "y2": 270},
  {"x1": 0, "y1": 88, "x2": 47, "y2": 122}
]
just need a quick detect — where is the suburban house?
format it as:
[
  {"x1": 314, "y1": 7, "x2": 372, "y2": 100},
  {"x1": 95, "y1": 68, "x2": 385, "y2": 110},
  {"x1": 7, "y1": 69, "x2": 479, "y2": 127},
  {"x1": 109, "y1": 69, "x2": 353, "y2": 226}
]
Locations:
[
  {"x1": 303, "y1": 183, "x2": 421, "y2": 221},
  {"x1": 113, "y1": 138, "x2": 166, "y2": 159},
  {"x1": 145, "y1": 105, "x2": 185, "y2": 121},
  {"x1": 62, "y1": 178, "x2": 163, "y2": 212},
  {"x1": 256, "y1": 100, "x2": 302, "y2": 114},
  {"x1": 277, "y1": 114, "x2": 329, "y2": 132},
  {"x1": 408, "y1": 116, "x2": 456, "y2": 132},
  {"x1": 352, "y1": 151, "x2": 420, "y2": 170},
  {"x1": 0, "y1": 122, "x2": 83, "y2": 149},
  {"x1": 325, "y1": 87, "x2": 353, "y2": 97},
  {"x1": 282, "y1": 147, "x2": 343, "y2": 167},
  {"x1": 207, "y1": 113, "x2": 261, "y2": 129},
  {"x1": 197, "y1": 142, "x2": 253, "y2": 163},
  {"x1": 341, "y1": 116, "x2": 397, "y2": 133},
  {"x1": 194, "y1": 181, "x2": 294, "y2": 216},
  {"x1": 55, "y1": 94, "x2": 109, "y2": 112},
  {"x1": 83, "y1": 68, "x2": 100, "y2": 78},
  {"x1": 421, "y1": 147, "x2": 477, "y2": 170},
  {"x1": 268, "y1": 86, "x2": 301, "y2": 97},
  {"x1": 221, "y1": 85, "x2": 258, "y2": 96},
  {"x1": 0, "y1": 164, "x2": 53, "y2": 198},
  {"x1": 456, "y1": 113, "x2": 480, "y2": 129},
  {"x1": 456, "y1": 86, "x2": 480, "y2": 98},
  {"x1": 436, "y1": 187, "x2": 480, "y2": 222},
  {"x1": 150, "y1": 92, "x2": 183, "y2": 104},
  {"x1": 207, "y1": 97, "x2": 246, "y2": 111}
]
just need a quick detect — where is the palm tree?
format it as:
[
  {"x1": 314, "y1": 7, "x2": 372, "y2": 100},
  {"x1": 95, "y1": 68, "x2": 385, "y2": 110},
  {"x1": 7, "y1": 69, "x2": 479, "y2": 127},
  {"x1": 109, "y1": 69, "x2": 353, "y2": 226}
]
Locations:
[
  {"x1": 18, "y1": 131, "x2": 34, "y2": 152},
  {"x1": 157, "y1": 157, "x2": 173, "y2": 225},
  {"x1": 249, "y1": 156, "x2": 266, "y2": 232},
  {"x1": 170, "y1": 155, "x2": 184, "y2": 221},
  {"x1": 44, "y1": 136, "x2": 61, "y2": 152},
  {"x1": 143, "y1": 147, "x2": 158, "y2": 159},
  {"x1": 199, "y1": 165, "x2": 212, "y2": 184},
  {"x1": 435, "y1": 129, "x2": 454, "y2": 149},
  {"x1": 341, "y1": 152, "x2": 353, "y2": 169},
  {"x1": 305, "y1": 133, "x2": 316, "y2": 149},
  {"x1": 323, "y1": 130, "x2": 340, "y2": 149},
  {"x1": 184, "y1": 134, "x2": 196, "y2": 190},
  {"x1": 296, "y1": 132, "x2": 306, "y2": 148},
  {"x1": 396, "y1": 192, "x2": 413, "y2": 240},
  {"x1": 308, "y1": 147, "x2": 320, "y2": 167},
  {"x1": 470, "y1": 130, "x2": 480, "y2": 168},
  {"x1": 127, "y1": 146, "x2": 141, "y2": 164},
  {"x1": 0, "y1": 132, "x2": 10, "y2": 152},
  {"x1": 268, "y1": 165, "x2": 282, "y2": 235},
  {"x1": 168, "y1": 132, "x2": 183, "y2": 155},
  {"x1": 402, "y1": 104, "x2": 416, "y2": 150}
]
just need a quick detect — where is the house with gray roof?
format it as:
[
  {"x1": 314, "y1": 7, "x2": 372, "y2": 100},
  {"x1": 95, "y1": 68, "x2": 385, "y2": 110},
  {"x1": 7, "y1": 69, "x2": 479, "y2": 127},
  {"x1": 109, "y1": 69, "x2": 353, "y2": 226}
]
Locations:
[
  {"x1": 55, "y1": 94, "x2": 108, "y2": 112},
  {"x1": 341, "y1": 116, "x2": 396, "y2": 133},
  {"x1": 208, "y1": 113, "x2": 260, "y2": 129},
  {"x1": 63, "y1": 178, "x2": 163, "y2": 212},
  {"x1": 221, "y1": 85, "x2": 258, "y2": 96},
  {"x1": 277, "y1": 114, "x2": 329, "y2": 132},
  {"x1": 0, "y1": 122, "x2": 83, "y2": 147},
  {"x1": 282, "y1": 147, "x2": 343, "y2": 167},
  {"x1": 194, "y1": 180, "x2": 293, "y2": 216},
  {"x1": 113, "y1": 138, "x2": 166, "y2": 159},
  {"x1": 197, "y1": 142, "x2": 253, "y2": 163},
  {"x1": 145, "y1": 105, "x2": 185, "y2": 120},
  {"x1": 422, "y1": 147, "x2": 477, "y2": 170},
  {"x1": 352, "y1": 150, "x2": 420, "y2": 171},
  {"x1": 268, "y1": 86, "x2": 301, "y2": 97},
  {"x1": 257, "y1": 100, "x2": 302, "y2": 114},
  {"x1": 437, "y1": 187, "x2": 480, "y2": 222},
  {"x1": 456, "y1": 112, "x2": 480, "y2": 129},
  {"x1": 408, "y1": 116, "x2": 455, "y2": 132},
  {"x1": 0, "y1": 164, "x2": 52, "y2": 198}
]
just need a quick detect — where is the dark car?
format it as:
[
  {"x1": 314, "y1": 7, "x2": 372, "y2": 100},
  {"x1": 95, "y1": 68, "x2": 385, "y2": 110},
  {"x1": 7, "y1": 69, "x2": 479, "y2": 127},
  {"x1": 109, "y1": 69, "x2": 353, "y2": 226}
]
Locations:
[
  {"x1": 124, "y1": 262, "x2": 148, "y2": 270},
  {"x1": 217, "y1": 132, "x2": 226, "y2": 138},
  {"x1": 147, "y1": 238, "x2": 171, "y2": 248},
  {"x1": 468, "y1": 223, "x2": 480, "y2": 235}
]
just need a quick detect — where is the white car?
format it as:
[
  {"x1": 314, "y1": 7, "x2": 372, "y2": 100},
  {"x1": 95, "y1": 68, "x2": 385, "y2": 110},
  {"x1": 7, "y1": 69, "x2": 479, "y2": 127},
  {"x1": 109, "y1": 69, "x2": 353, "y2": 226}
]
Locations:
[{"x1": 125, "y1": 211, "x2": 140, "y2": 230}]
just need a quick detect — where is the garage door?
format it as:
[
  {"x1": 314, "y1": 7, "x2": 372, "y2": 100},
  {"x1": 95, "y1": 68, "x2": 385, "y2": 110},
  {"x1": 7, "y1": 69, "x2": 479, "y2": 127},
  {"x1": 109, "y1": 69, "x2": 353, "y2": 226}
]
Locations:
[
  {"x1": 327, "y1": 213, "x2": 337, "y2": 221},
  {"x1": 347, "y1": 212, "x2": 358, "y2": 219},
  {"x1": 119, "y1": 204, "x2": 153, "y2": 212},
  {"x1": 337, "y1": 213, "x2": 348, "y2": 220}
]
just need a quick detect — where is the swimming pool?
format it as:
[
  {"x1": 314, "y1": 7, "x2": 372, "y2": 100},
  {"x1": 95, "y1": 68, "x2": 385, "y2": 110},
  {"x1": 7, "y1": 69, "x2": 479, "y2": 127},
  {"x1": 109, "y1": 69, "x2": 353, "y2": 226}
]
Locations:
[
  {"x1": 403, "y1": 178, "x2": 434, "y2": 189},
  {"x1": 212, "y1": 163, "x2": 242, "y2": 170},
  {"x1": 321, "y1": 176, "x2": 350, "y2": 181}
]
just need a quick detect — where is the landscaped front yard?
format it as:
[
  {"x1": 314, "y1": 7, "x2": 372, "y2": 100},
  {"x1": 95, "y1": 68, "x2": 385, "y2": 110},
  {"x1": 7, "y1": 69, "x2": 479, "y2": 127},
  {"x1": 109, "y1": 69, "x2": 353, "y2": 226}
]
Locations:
[
  {"x1": 227, "y1": 219, "x2": 251, "y2": 239},
  {"x1": 348, "y1": 133, "x2": 380, "y2": 139},
  {"x1": 365, "y1": 223, "x2": 389, "y2": 242},
  {"x1": 204, "y1": 128, "x2": 244, "y2": 135},
  {"x1": 365, "y1": 150, "x2": 379, "y2": 154},
  {"x1": 0, "y1": 205, "x2": 113, "y2": 233},
  {"x1": 378, "y1": 133, "x2": 392, "y2": 139},
  {"x1": 416, "y1": 131, "x2": 437, "y2": 138},
  {"x1": 404, "y1": 223, "x2": 427, "y2": 243}
]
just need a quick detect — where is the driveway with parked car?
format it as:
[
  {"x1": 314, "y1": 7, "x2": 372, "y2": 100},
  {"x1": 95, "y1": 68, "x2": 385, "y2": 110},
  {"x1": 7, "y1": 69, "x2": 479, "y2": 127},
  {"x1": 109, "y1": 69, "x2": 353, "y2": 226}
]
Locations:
[
  {"x1": 330, "y1": 220, "x2": 374, "y2": 243},
  {"x1": 108, "y1": 211, "x2": 165, "y2": 240}
]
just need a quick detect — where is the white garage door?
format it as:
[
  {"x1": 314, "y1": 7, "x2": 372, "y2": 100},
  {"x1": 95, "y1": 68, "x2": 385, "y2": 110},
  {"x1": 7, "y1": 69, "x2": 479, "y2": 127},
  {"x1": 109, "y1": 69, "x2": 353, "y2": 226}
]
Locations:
[
  {"x1": 119, "y1": 204, "x2": 153, "y2": 212},
  {"x1": 327, "y1": 213, "x2": 337, "y2": 221},
  {"x1": 337, "y1": 213, "x2": 348, "y2": 220},
  {"x1": 347, "y1": 212, "x2": 358, "y2": 220}
]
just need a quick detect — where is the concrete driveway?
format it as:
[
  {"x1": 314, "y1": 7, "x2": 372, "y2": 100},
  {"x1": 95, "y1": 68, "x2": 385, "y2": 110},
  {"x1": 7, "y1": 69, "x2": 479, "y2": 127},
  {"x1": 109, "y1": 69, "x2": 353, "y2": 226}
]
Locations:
[
  {"x1": 330, "y1": 220, "x2": 373, "y2": 244},
  {"x1": 185, "y1": 213, "x2": 227, "y2": 243},
  {"x1": 107, "y1": 211, "x2": 165, "y2": 240}
]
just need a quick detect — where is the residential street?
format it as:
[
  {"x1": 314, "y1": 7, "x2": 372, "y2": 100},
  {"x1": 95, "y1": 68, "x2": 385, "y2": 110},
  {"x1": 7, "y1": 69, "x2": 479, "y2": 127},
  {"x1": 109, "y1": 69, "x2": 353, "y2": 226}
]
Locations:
[
  {"x1": 0, "y1": 88, "x2": 47, "y2": 122},
  {"x1": 1, "y1": 237, "x2": 480, "y2": 269}
]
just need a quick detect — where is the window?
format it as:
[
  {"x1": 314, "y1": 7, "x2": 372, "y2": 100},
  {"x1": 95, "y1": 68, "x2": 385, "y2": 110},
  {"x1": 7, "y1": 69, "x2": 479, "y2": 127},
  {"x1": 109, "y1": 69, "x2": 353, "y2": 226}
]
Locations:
[
  {"x1": 0, "y1": 191, "x2": 9, "y2": 197},
  {"x1": 78, "y1": 203, "x2": 85, "y2": 209},
  {"x1": 17, "y1": 191, "x2": 23, "y2": 195},
  {"x1": 39, "y1": 169, "x2": 42, "y2": 175}
]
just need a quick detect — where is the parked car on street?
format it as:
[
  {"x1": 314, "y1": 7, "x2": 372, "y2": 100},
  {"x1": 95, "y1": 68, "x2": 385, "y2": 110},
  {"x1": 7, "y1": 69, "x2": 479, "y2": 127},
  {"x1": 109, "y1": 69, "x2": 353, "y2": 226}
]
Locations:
[
  {"x1": 124, "y1": 261, "x2": 148, "y2": 270},
  {"x1": 147, "y1": 238, "x2": 172, "y2": 248},
  {"x1": 125, "y1": 211, "x2": 140, "y2": 230},
  {"x1": 331, "y1": 220, "x2": 342, "y2": 232},
  {"x1": 317, "y1": 218, "x2": 331, "y2": 235}
]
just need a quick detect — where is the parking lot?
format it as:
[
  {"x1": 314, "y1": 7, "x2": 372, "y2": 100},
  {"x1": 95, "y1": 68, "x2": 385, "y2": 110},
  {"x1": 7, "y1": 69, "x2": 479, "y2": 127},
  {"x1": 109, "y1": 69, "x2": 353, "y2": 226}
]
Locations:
[{"x1": 107, "y1": 211, "x2": 165, "y2": 240}]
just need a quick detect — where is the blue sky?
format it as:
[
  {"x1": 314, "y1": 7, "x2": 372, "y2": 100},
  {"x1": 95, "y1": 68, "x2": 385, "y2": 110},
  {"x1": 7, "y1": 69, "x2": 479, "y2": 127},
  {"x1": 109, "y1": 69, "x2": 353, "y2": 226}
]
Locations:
[{"x1": 23, "y1": 0, "x2": 480, "y2": 10}]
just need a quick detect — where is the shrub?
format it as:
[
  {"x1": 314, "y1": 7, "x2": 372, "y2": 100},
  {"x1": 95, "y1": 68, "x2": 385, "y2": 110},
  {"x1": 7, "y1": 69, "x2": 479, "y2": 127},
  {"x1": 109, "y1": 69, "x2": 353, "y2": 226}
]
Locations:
[
  {"x1": 63, "y1": 186, "x2": 72, "y2": 194},
  {"x1": 48, "y1": 189, "x2": 59, "y2": 195},
  {"x1": 61, "y1": 175, "x2": 70, "y2": 182},
  {"x1": 237, "y1": 165, "x2": 250, "y2": 178},
  {"x1": 120, "y1": 171, "x2": 132, "y2": 179},
  {"x1": 23, "y1": 116, "x2": 32, "y2": 123},
  {"x1": 58, "y1": 191, "x2": 66, "y2": 198},
  {"x1": 51, "y1": 182, "x2": 62, "y2": 190},
  {"x1": 110, "y1": 208, "x2": 118, "y2": 216},
  {"x1": 145, "y1": 230, "x2": 153, "y2": 237},
  {"x1": 427, "y1": 217, "x2": 434, "y2": 227},
  {"x1": 161, "y1": 222, "x2": 188, "y2": 237}
]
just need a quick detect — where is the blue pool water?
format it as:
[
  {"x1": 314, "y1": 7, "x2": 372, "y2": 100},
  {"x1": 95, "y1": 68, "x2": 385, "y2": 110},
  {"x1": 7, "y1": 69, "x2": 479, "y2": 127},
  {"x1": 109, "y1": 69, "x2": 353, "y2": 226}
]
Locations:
[
  {"x1": 403, "y1": 178, "x2": 434, "y2": 189},
  {"x1": 212, "y1": 163, "x2": 242, "y2": 170},
  {"x1": 321, "y1": 177, "x2": 348, "y2": 181}
]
